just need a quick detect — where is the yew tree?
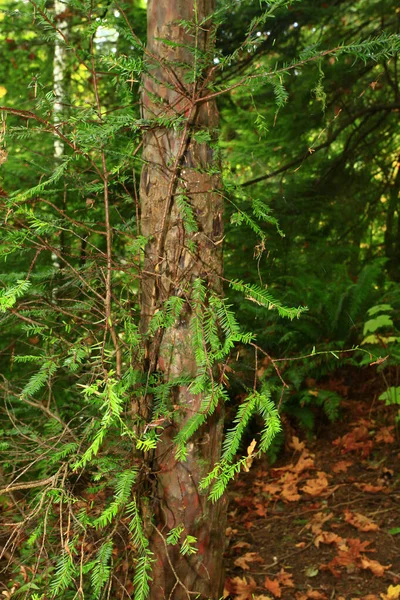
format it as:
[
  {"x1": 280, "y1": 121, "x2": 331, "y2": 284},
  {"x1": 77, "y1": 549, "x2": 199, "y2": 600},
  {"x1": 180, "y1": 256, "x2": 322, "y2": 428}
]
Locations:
[
  {"x1": 139, "y1": 0, "x2": 226, "y2": 597},
  {"x1": 0, "y1": 0, "x2": 399, "y2": 599}
]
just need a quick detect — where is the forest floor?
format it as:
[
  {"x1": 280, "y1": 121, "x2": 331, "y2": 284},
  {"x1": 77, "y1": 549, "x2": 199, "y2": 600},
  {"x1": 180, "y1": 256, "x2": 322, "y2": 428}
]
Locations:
[{"x1": 223, "y1": 368, "x2": 400, "y2": 600}]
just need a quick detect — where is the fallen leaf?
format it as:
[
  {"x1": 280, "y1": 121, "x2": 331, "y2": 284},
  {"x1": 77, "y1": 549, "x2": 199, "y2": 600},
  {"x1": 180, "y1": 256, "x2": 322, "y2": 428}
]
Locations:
[
  {"x1": 234, "y1": 552, "x2": 264, "y2": 570},
  {"x1": 332, "y1": 460, "x2": 353, "y2": 473},
  {"x1": 375, "y1": 426, "x2": 395, "y2": 444},
  {"x1": 302, "y1": 472, "x2": 329, "y2": 497},
  {"x1": 290, "y1": 436, "x2": 306, "y2": 452},
  {"x1": 344, "y1": 509, "x2": 379, "y2": 531},
  {"x1": 296, "y1": 592, "x2": 327, "y2": 600},
  {"x1": 306, "y1": 512, "x2": 334, "y2": 535},
  {"x1": 354, "y1": 483, "x2": 386, "y2": 493},
  {"x1": 344, "y1": 538, "x2": 374, "y2": 555},
  {"x1": 276, "y1": 568, "x2": 295, "y2": 588},
  {"x1": 226, "y1": 576, "x2": 257, "y2": 600},
  {"x1": 254, "y1": 502, "x2": 267, "y2": 517},
  {"x1": 232, "y1": 541, "x2": 251, "y2": 550},
  {"x1": 360, "y1": 556, "x2": 391, "y2": 577},
  {"x1": 383, "y1": 467, "x2": 394, "y2": 477},
  {"x1": 280, "y1": 472, "x2": 301, "y2": 502},
  {"x1": 304, "y1": 566, "x2": 319, "y2": 578},
  {"x1": 381, "y1": 584, "x2": 400, "y2": 600},
  {"x1": 264, "y1": 577, "x2": 281, "y2": 598},
  {"x1": 293, "y1": 450, "x2": 315, "y2": 474},
  {"x1": 314, "y1": 531, "x2": 343, "y2": 548},
  {"x1": 324, "y1": 538, "x2": 374, "y2": 575},
  {"x1": 262, "y1": 482, "x2": 281, "y2": 496},
  {"x1": 333, "y1": 425, "x2": 373, "y2": 457}
]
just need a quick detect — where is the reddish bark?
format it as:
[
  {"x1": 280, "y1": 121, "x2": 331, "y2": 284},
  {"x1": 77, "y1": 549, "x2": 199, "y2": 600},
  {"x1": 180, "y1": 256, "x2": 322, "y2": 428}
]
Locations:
[{"x1": 139, "y1": 1, "x2": 226, "y2": 598}]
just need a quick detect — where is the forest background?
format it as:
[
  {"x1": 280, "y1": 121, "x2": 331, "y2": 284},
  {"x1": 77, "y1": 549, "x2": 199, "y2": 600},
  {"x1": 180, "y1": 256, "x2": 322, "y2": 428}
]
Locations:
[{"x1": 0, "y1": 0, "x2": 399, "y2": 599}]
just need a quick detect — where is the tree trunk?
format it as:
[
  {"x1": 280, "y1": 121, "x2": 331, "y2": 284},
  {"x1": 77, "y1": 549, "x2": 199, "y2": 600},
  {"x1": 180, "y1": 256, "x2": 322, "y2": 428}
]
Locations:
[
  {"x1": 384, "y1": 164, "x2": 400, "y2": 280},
  {"x1": 53, "y1": 0, "x2": 68, "y2": 159},
  {"x1": 139, "y1": 1, "x2": 226, "y2": 598}
]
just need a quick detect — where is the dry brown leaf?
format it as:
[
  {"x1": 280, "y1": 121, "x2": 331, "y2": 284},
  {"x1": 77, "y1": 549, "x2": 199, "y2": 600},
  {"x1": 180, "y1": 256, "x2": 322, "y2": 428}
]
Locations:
[
  {"x1": 325, "y1": 537, "x2": 374, "y2": 575},
  {"x1": 293, "y1": 450, "x2": 315, "y2": 474},
  {"x1": 280, "y1": 472, "x2": 301, "y2": 502},
  {"x1": 302, "y1": 472, "x2": 329, "y2": 497},
  {"x1": 344, "y1": 538, "x2": 374, "y2": 555},
  {"x1": 295, "y1": 592, "x2": 327, "y2": 600},
  {"x1": 234, "y1": 552, "x2": 264, "y2": 570},
  {"x1": 254, "y1": 502, "x2": 267, "y2": 517},
  {"x1": 344, "y1": 509, "x2": 379, "y2": 532},
  {"x1": 360, "y1": 557, "x2": 391, "y2": 577},
  {"x1": 354, "y1": 483, "x2": 386, "y2": 493},
  {"x1": 232, "y1": 541, "x2": 252, "y2": 550},
  {"x1": 314, "y1": 531, "x2": 343, "y2": 548},
  {"x1": 264, "y1": 577, "x2": 281, "y2": 598},
  {"x1": 332, "y1": 459, "x2": 353, "y2": 473},
  {"x1": 226, "y1": 576, "x2": 257, "y2": 600},
  {"x1": 262, "y1": 482, "x2": 281, "y2": 496},
  {"x1": 375, "y1": 426, "x2": 395, "y2": 444},
  {"x1": 276, "y1": 568, "x2": 295, "y2": 588},
  {"x1": 332, "y1": 425, "x2": 373, "y2": 457},
  {"x1": 290, "y1": 436, "x2": 306, "y2": 452},
  {"x1": 306, "y1": 512, "x2": 334, "y2": 535}
]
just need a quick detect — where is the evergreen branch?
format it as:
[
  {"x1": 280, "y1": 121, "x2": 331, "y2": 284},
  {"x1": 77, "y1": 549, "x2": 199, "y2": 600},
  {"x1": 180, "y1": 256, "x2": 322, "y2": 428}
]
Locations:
[
  {"x1": 230, "y1": 279, "x2": 306, "y2": 319},
  {"x1": 197, "y1": 34, "x2": 400, "y2": 105}
]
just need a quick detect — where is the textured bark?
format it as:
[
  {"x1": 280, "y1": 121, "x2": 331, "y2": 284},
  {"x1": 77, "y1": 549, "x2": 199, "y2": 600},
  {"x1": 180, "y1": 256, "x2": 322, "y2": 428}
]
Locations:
[{"x1": 139, "y1": 1, "x2": 226, "y2": 598}]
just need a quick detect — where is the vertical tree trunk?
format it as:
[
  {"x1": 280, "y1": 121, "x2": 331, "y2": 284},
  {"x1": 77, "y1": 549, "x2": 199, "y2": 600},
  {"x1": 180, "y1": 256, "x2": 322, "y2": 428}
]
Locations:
[
  {"x1": 139, "y1": 1, "x2": 226, "y2": 598},
  {"x1": 384, "y1": 165, "x2": 400, "y2": 280},
  {"x1": 53, "y1": 0, "x2": 68, "y2": 159}
]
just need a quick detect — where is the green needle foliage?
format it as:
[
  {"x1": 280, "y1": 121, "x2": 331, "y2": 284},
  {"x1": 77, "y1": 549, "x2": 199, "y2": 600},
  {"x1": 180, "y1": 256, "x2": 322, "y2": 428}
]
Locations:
[{"x1": 0, "y1": 0, "x2": 399, "y2": 597}]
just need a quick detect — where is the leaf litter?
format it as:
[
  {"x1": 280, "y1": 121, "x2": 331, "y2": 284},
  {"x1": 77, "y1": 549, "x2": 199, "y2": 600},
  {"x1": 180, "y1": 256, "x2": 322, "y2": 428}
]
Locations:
[{"x1": 224, "y1": 370, "x2": 400, "y2": 600}]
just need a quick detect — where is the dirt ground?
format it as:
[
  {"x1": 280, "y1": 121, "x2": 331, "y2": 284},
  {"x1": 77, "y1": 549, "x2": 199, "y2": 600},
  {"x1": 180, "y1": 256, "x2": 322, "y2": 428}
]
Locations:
[{"x1": 223, "y1": 369, "x2": 400, "y2": 600}]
